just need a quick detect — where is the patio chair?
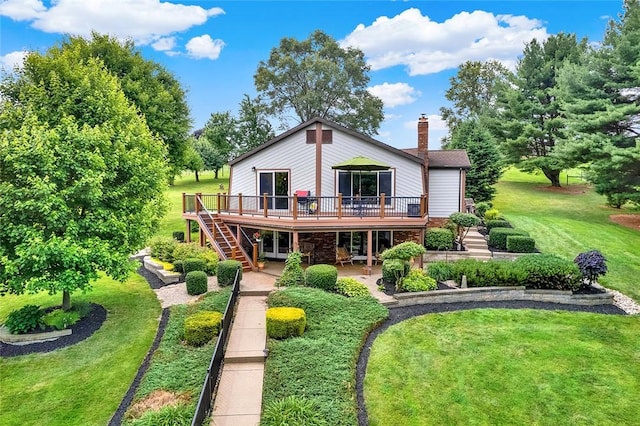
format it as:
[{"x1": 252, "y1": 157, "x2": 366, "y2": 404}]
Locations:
[
  {"x1": 300, "y1": 242, "x2": 314, "y2": 264},
  {"x1": 374, "y1": 245, "x2": 386, "y2": 265},
  {"x1": 336, "y1": 246, "x2": 354, "y2": 266}
]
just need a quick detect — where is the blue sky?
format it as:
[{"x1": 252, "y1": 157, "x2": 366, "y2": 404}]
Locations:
[{"x1": 0, "y1": 0, "x2": 624, "y2": 149}]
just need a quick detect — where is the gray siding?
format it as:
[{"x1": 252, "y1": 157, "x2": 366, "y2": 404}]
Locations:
[{"x1": 428, "y1": 169, "x2": 461, "y2": 217}]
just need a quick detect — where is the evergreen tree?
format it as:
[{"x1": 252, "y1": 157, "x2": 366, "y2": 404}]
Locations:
[
  {"x1": 492, "y1": 33, "x2": 588, "y2": 186},
  {"x1": 448, "y1": 121, "x2": 503, "y2": 202},
  {"x1": 558, "y1": 0, "x2": 640, "y2": 207}
]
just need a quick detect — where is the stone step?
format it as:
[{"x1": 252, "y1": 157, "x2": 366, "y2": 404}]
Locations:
[
  {"x1": 240, "y1": 288, "x2": 272, "y2": 296},
  {"x1": 224, "y1": 350, "x2": 267, "y2": 363}
]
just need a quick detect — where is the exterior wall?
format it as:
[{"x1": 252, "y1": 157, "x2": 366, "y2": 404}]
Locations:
[
  {"x1": 428, "y1": 169, "x2": 461, "y2": 218},
  {"x1": 299, "y1": 232, "x2": 337, "y2": 264},
  {"x1": 230, "y1": 123, "x2": 424, "y2": 198},
  {"x1": 393, "y1": 230, "x2": 423, "y2": 245}
]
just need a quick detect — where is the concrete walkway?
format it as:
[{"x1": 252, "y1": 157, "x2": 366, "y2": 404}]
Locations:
[{"x1": 464, "y1": 227, "x2": 492, "y2": 260}]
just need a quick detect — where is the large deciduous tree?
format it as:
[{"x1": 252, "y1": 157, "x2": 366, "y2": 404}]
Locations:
[
  {"x1": 236, "y1": 95, "x2": 275, "y2": 155},
  {"x1": 254, "y1": 30, "x2": 384, "y2": 135},
  {"x1": 0, "y1": 51, "x2": 167, "y2": 310},
  {"x1": 195, "y1": 112, "x2": 239, "y2": 178},
  {"x1": 447, "y1": 121, "x2": 503, "y2": 202},
  {"x1": 440, "y1": 60, "x2": 511, "y2": 138},
  {"x1": 43, "y1": 33, "x2": 191, "y2": 183},
  {"x1": 557, "y1": 0, "x2": 640, "y2": 207},
  {"x1": 492, "y1": 33, "x2": 587, "y2": 187}
]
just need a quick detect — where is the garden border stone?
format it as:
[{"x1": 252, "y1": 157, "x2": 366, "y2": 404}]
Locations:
[{"x1": 143, "y1": 256, "x2": 181, "y2": 285}]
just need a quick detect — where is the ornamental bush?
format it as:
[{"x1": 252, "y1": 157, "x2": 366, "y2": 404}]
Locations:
[
  {"x1": 172, "y1": 260, "x2": 184, "y2": 273},
  {"x1": 185, "y1": 271, "x2": 208, "y2": 295},
  {"x1": 425, "y1": 228, "x2": 455, "y2": 251},
  {"x1": 449, "y1": 212, "x2": 481, "y2": 246},
  {"x1": 484, "y1": 208, "x2": 501, "y2": 221},
  {"x1": 335, "y1": 277, "x2": 370, "y2": 297},
  {"x1": 486, "y1": 219, "x2": 512, "y2": 231},
  {"x1": 506, "y1": 236, "x2": 536, "y2": 253},
  {"x1": 184, "y1": 311, "x2": 223, "y2": 346},
  {"x1": 380, "y1": 241, "x2": 426, "y2": 261},
  {"x1": 276, "y1": 251, "x2": 304, "y2": 287},
  {"x1": 42, "y1": 309, "x2": 81, "y2": 330},
  {"x1": 449, "y1": 259, "x2": 526, "y2": 287},
  {"x1": 514, "y1": 254, "x2": 581, "y2": 291},
  {"x1": 4, "y1": 304, "x2": 44, "y2": 334},
  {"x1": 149, "y1": 236, "x2": 179, "y2": 262},
  {"x1": 266, "y1": 307, "x2": 306, "y2": 339},
  {"x1": 426, "y1": 261, "x2": 454, "y2": 282},
  {"x1": 183, "y1": 257, "x2": 207, "y2": 273},
  {"x1": 217, "y1": 260, "x2": 242, "y2": 286},
  {"x1": 399, "y1": 269, "x2": 437, "y2": 292},
  {"x1": 574, "y1": 250, "x2": 608, "y2": 286},
  {"x1": 305, "y1": 264, "x2": 338, "y2": 291},
  {"x1": 382, "y1": 259, "x2": 408, "y2": 285},
  {"x1": 488, "y1": 227, "x2": 530, "y2": 250},
  {"x1": 172, "y1": 231, "x2": 185, "y2": 242},
  {"x1": 474, "y1": 201, "x2": 493, "y2": 218},
  {"x1": 172, "y1": 243, "x2": 218, "y2": 275}
]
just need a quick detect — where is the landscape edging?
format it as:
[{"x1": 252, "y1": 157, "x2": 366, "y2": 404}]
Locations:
[{"x1": 393, "y1": 286, "x2": 613, "y2": 307}]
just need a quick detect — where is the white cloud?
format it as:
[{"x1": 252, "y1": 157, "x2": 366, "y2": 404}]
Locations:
[
  {"x1": 342, "y1": 8, "x2": 548, "y2": 75},
  {"x1": 0, "y1": 0, "x2": 45, "y2": 21},
  {"x1": 152, "y1": 36, "x2": 176, "y2": 51},
  {"x1": 0, "y1": 50, "x2": 28, "y2": 70},
  {"x1": 368, "y1": 82, "x2": 421, "y2": 108},
  {"x1": 1, "y1": 0, "x2": 225, "y2": 47},
  {"x1": 404, "y1": 115, "x2": 447, "y2": 131},
  {"x1": 185, "y1": 34, "x2": 225, "y2": 60}
]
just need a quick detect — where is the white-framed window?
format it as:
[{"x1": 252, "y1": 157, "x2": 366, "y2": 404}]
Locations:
[{"x1": 338, "y1": 171, "x2": 392, "y2": 205}]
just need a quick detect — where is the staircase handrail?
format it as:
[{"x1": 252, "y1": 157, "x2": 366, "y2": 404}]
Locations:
[{"x1": 196, "y1": 195, "x2": 231, "y2": 260}]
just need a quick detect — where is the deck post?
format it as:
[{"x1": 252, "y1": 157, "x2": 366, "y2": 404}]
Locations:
[
  {"x1": 238, "y1": 193, "x2": 243, "y2": 216},
  {"x1": 217, "y1": 193, "x2": 221, "y2": 214},
  {"x1": 263, "y1": 193, "x2": 268, "y2": 217},
  {"x1": 182, "y1": 192, "x2": 186, "y2": 213},
  {"x1": 185, "y1": 219, "x2": 191, "y2": 243},
  {"x1": 380, "y1": 193, "x2": 385, "y2": 218},
  {"x1": 337, "y1": 193, "x2": 342, "y2": 218},
  {"x1": 195, "y1": 192, "x2": 202, "y2": 214},
  {"x1": 420, "y1": 195, "x2": 427, "y2": 217},
  {"x1": 231, "y1": 245, "x2": 237, "y2": 260},
  {"x1": 293, "y1": 194, "x2": 298, "y2": 220},
  {"x1": 253, "y1": 243, "x2": 258, "y2": 267}
]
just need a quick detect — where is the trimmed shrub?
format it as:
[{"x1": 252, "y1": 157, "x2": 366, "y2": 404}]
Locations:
[
  {"x1": 305, "y1": 264, "x2": 338, "y2": 291},
  {"x1": 184, "y1": 311, "x2": 223, "y2": 346},
  {"x1": 515, "y1": 254, "x2": 581, "y2": 291},
  {"x1": 4, "y1": 304, "x2": 44, "y2": 334},
  {"x1": 475, "y1": 201, "x2": 493, "y2": 218},
  {"x1": 382, "y1": 259, "x2": 407, "y2": 285},
  {"x1": 183, "y1": 257, "x2": 206, "y2": 273},
  {"x1": 262, "y1": 396, "x2": 327, "y2": 426},
  {"x1": 425, "y1": 228, "x2": 455, "y2": 251},
  {"x1": 380, "y1": 241, "x2": 426, "y2": 261},
  {"x1": 574, "y1": 250, "x2": 608, "y2": 286},
  {"x1": 42, "y1": 309, "x2": 80, "y2": 330},
  {"x1": 488, "y1": 227, "x2": 530, "y2": 250},
  {"x1": 217, "y1": 260, "x2": 242, "y2": 286},
  {"x1": 172, "y1": 231, "x2": 185, "y2": 242},
  {"x1": 172, "y1": 260, "x2": 184, "y2": 273},
  {"x1": 276, "y1": 251, "x2": 304, "y2": 287},
  {"x1": 426, "y1": 261, "x2": 454, "y2": 282},
  {"x1": 171, "y1": 242, "x2": 205, "y2": 262},
  {"x1": 148, "y1": 236, "x2": 179, "y2": 262},
  {"x1": 486, "y1": 219, "x2": 512, "y2": 231},
  {"x1": 185, "y1": 271, "x2": 208, "y2": 295},
  {"x1": 506, "y1": 236, "x2": 536, "y2": 253},
  {"x1": 266, "y1": 307, "x2": 306, "y2": 339},
  {"x1": 484, "y1": 208, "x2": 501, "y2": 221},
  {"x1": 335, "y1": 277, "x2": 370, "y2": 297},
  {"x1": 449, "y1": 259, "x2": 526, "y2": 287},
  {"x1": 399, "y1": 269, "x2": 437, "y2": 292}
]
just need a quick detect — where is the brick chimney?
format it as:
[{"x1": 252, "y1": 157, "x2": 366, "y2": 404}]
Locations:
[{"x1": 418, "y1": 114, "x2": 429, "y2": 194}]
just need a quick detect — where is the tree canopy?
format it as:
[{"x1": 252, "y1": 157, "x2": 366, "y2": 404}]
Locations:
[
  {"x1": 254, "y1": 30, "x2": 384, "y2": 135},
  {"x1": 557, "y1": 0, "x2": 640, "y2": 206},
  {"x1": 490, "y1": 33, "x2": 588, "y2": 187},
  {"x1": 236, "y1": 94, "x2": 275, "y2": 155},
  {"x1": 37, "y1": 33, "x2": 192, "y2": 182},
  {"x1": 0, "y1": 47, "x2": 167, "y2": 309}
]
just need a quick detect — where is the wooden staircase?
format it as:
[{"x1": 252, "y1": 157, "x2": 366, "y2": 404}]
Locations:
[{"x1": 197, "y1": 214, "x2": 253, "y2": 272}]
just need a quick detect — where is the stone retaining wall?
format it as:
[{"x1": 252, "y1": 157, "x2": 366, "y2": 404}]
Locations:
[
  {"x1": 143, "y1": 256, "x2": 181, "y2": 285},
  {"x1": 423, "y1": 251, "x2": 470, "y2": 262},
  {"x1": 393, "y1": 286, "x2": 613, "y2": 307}
]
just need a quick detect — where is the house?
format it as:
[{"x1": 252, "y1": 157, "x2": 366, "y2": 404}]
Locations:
[{"x1": 181, "y1": 115, "x2": 470, "y2": 270}]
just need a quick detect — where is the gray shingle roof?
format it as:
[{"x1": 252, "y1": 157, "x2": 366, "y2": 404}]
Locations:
[{"x1": 402, "y1": 148, "x2": 471, "y2": 169}]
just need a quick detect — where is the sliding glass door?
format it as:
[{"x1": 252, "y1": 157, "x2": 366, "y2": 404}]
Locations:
[
  {"x1": 338, "y1": 171, "x2": 392, "y2": 205},
  {"x1": 259, "y1": 171, "x2": 289, "y2": 209}
]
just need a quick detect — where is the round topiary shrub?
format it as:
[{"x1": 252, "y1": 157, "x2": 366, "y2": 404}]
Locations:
[
  {"x1": 172, "y1": 231, "x2": 185, "y2": 242},
  {"x1": 335, "y1": 277, "x2": 370, "y2": 297},
  {"x1": 217, "y1": 260, "x2": 243, "y2": 286},
  {"x1": 399, "y1": 269, "x2": 437, "y2": 292},
  {"x1": 186, "y1": 271, "x2": 208, "y2": 295},
  {"x1": 425, "y1": 228, "x2": 455, "y2": 250},
  {"x1": 266, "y1": 307, "x2": 306, "y2": 339},
  {"x1": 183, "y1": 257, "x2": 207, "y2": 273},
  {"x1": 184, "y1": 311, "x2": 223, "y2": 346},
  {"x1": 304, "y1": 264, "x2": 338, "y2": 291}
]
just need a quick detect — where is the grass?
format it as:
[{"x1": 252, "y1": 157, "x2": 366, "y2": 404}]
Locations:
[
  {"x1": 156, "y1": 168, "x2": 230, "y2": 239},
  {"x1": 263, "y1": 287, "x2": 388, "y2": 426},
  {"x1": 0, "y1": 274, "x2": 160, "y2": 426},
  {"x1": 365, "y1": 309, "x2": 640, "y2": 426},
  {"x1": 124, "y1": 288, "x2": 232, "y2": 424},
  {"x1": 493, "y1": 168, "x2": 640, "y2": 302}
]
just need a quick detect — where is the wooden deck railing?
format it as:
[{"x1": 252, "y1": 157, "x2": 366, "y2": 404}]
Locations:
[{"x1": 183, "y1": 193, "x2": 428, "y2": 219}]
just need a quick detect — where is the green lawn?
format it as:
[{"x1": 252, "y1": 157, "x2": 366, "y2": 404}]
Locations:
[
  {"x1": 156, "y1": 168, "x2": 230, "y2": 239},
  {"x1": 493, "y1": 168, "x2": 640, "y2": 302},
  {"x1": 0, "y1": 274, "x2": 160, "y2": 426},
  {"x1": 365, "y1": 309, "x2": 640, "y2": 426}
]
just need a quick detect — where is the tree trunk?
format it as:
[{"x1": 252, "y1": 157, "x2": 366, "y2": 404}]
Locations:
[
  {"x1": 542, "y1": 168, "x2": 561, "y2": 187},
  {"x1": 195, "y1": 170, "x2": 200, "y2": 182},
  {"x1": 214, "y1": 168, "x2": 220, "y2": 179},
  {"x1": 62, "y1": 290, "x2": 71, "y2": 311}
]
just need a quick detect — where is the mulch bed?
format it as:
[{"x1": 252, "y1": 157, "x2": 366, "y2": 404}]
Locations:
[
  {"x1": 378, "y1": 277, "x2": 454, "y2": 296},
  {"x1": 0, "y1": 303, "x2": 107, "y2": 358}
]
